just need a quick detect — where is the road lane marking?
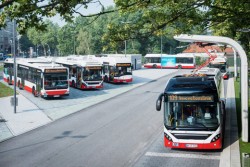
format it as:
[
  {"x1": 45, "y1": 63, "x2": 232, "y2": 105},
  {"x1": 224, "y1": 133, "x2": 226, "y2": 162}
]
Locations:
[{"x1": 145, "y1": 152, "x2": 220, "y2": 160}]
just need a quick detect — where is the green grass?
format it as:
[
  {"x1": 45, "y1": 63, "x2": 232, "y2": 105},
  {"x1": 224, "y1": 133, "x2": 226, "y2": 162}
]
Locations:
[
  {"x1": 234, "y1": 78, "x2": 250, "y2": 155},
  {"x1": 0, "y1": 65, "x2": 3, "y2": 71},
  {"x1": 0, "y1": 82, "x2": 14, "y2": 98}
]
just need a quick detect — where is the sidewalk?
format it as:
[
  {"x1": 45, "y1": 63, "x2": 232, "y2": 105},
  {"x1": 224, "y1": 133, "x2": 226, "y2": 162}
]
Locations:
[
  {"x1": 0, "y1": 94, "x2": 51, "y2": 141},
  {"x1": 219, "y1": 77, "x2": 240, "y2": 167}
]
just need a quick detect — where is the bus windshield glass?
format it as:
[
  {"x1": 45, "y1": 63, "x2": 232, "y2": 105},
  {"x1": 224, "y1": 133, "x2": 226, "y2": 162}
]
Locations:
[
  {"x1": 164, "y1": 102, "x2": 220, "y2": 130},
  {"x1": 112, "y1": 66, "x2": 132, "y2": 77},
  {"x1": 82, "y1": 67, "x2": 102, "y2": 81},
  {"x1": 44, "y1": 73, "x2": 68, "y2": 90}
]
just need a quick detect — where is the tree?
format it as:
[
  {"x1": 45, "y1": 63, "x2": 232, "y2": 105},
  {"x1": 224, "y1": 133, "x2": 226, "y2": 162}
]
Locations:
[
  {"x1": 4, "y1": 0, "x2": 249, "y2": 56},
  {"x1": 27, "y1": 20, "x2": 59, "y2": 56},
  {"x1": 112, "y1": 0, "x2": 250, "y2": 54},
  {"x1": 0, "y1": 0, "x2": 116, "y2": 34},
  {"x1": 76, "y1": 29, "x2": 92, "y2": 55}
]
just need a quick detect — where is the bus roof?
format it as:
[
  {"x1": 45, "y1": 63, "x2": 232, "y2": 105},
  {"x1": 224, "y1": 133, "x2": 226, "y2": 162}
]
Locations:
[
  {"x1": 144, "y1": 53, "x2": 194, "y2": 58},
  {"x1": 194, "y1": 67, "x2": 221, "y2": 76},
  {"x1": 97, "y1": 56, "x2": 131, "y2": 65},
  {"x1": 4, "y1": 58, "x2": 67, "y2": 70},
  {"x1": 51, "y1": 56, "x2": 103, "y2": 67},
  {"x1": 164, "y1": 74, "x2": 218, "y2": 101},
  {"x1": 210, "y1": 57, "x2": 227, "y2": 64}
]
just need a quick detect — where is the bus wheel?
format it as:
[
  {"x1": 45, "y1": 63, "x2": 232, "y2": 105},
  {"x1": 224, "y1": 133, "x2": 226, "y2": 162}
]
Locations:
[
  {"x1": 178, "y1": 65, "x2": 182, "y2": 69},
  {"x1": 104, "y1": 76, "x2": 108, "y2": 82},
  {"x1": 153, "y1": 64, "x2": 157, "y2": 68},
  {"x1": 32, "y1": 87, "x2": 38, "y2": 97},
  {"x1": 72, "y1": 80, "x2": 75, "y2": 88},
  {"x1": 18, "y1": 81, "x2": 22, "y2": 89},
  {"x1": 7, "y1": 78, "x2": 11, "y2": 85}
]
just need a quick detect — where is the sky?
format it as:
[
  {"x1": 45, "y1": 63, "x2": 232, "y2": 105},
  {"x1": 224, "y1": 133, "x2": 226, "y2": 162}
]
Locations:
[{"x1": 50, "y1": 0, "x2": 115, "y2": 27}]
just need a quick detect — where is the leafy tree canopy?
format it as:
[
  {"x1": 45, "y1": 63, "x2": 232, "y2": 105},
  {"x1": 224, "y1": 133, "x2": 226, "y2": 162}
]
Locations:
[{"x1": 0, "y1": 0, "x2": 116, "y2": 34}]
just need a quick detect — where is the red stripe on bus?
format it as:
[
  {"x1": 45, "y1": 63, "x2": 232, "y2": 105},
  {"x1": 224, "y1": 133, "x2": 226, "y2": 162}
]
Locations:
[
  {"x1": 164, "y1": 136, "x2": 222, "y2": 150},
  {"x1": 45, "y1": 90, "x2": 68, "y2": 96}
]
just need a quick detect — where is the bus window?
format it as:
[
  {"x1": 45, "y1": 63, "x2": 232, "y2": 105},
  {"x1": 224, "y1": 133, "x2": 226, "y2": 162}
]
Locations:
[{"x1": 165, "y1": 102, "x2": 220, "y2": 129}]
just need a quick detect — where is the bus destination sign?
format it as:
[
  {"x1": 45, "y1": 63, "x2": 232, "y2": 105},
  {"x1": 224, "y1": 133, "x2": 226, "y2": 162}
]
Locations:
[
  {"x1": 168, "y1": 95, "x2": 213, "y2": 102},
  {"x1": 116, "y1": 63, "x2": 131, "y2": 67},
  {"x1": 86, "y1": 66, "x2": 102, "y2": 70},
  {"x1": 45, "y1": 69, "x2": 67, "y2": 73}
]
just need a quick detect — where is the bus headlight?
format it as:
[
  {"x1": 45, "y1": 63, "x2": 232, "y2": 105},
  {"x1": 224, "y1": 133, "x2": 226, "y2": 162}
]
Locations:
[
  {"x1": 164, "y1": 133, "x2": 172, "y2": 141},
  {"x1": 211, "y1": 134, "x2": 221, "y2": 142}
]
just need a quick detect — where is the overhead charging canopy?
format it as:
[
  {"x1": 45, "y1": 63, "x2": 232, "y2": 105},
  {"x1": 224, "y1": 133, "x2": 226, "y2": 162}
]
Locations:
[{"x1": 174, "y1": 34, "x2": 249, "y2": 142}]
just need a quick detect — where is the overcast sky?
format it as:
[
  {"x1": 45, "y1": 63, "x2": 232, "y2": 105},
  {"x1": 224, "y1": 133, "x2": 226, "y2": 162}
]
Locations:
[{"x1": 50, "y1": 0, "x2": 114, "y2": 27}]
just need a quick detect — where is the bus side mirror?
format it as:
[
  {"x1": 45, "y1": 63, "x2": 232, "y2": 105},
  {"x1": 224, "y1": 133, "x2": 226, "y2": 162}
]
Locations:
[{"x1": 156, "y1": 93, "x2": 164, "y2": 111}]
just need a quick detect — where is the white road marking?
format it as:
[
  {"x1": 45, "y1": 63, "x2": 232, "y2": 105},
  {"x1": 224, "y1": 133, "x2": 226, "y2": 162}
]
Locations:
[{"x1": 145, "y1": 152, "x2": 220, "y2": 160}]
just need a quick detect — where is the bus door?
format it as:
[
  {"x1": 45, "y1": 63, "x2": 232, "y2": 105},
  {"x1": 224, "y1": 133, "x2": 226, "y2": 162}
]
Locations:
[
  {"x1": 8, "y1": 66, "x2": 13, "y2": 85},
  {"x1": 19, "y1": 67, "x2": 25, "y2": 89},
  {"x1": 76, "y1": 67, "x2": 82, "y2": 88},
  {"x1": 109, "y1": 66, "x2": 115, "y2": 82},
  {"x1": 35, "y1": 70, "x2": 42, "y2": 96},
  {"x1": 102, "y1": 63, "x2": 110, "y2": 82},
  {"x1": 21, "y1": 72, "x2": 25, "y2": 89}
]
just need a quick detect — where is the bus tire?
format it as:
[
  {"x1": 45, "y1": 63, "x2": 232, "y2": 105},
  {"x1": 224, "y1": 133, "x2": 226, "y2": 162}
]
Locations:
[
  {"x1": 104, "y1": 76, "x2": 108, "y2": 82},
  {"x1": 153, "y1": 64, "x2": 157, "y2": 68},
  {"x1": 7, "y1": 78, "x2": 11, "y2": 85},
  {"x1": 178, "y1": 65, "x2": 182, "y2": 69},
  {"x1": 72, "y1": 80, "x2": 75, "y2": 88},
  {"x1": 18, "y1": 81, "x2": 21, "y2": 89},
  {"x1": 32, "y1": 87, "x2": 38, "y2": 97}
]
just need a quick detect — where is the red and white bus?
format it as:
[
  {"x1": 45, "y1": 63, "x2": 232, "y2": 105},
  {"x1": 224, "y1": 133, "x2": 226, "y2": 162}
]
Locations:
[
  {"x1": 209, "y1": 56, "x2": 229, "y2": 80},
  {"x1": 144, "y1": 53, "x2": 195, "y2": 69},
  {"x1": 97, "y1": 56, "x2": 133, "y2": 83},
  {"x1": 54, "y1": 56, "x2": 103, "y2": 89},
  {"x1": 156, "y1": 68, "x2": 226, "y2": 150},
  {"x1": 3, "y1": 58, "x2": 70, "y2": 98}
]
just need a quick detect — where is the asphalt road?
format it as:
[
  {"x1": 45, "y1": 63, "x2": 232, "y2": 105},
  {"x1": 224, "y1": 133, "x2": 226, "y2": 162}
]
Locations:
[{"x1": 0, "y1": 71, "x2": 224, "y2": 167}]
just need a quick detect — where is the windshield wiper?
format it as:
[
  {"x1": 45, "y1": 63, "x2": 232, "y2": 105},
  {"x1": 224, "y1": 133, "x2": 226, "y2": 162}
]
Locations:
[{"x1": 193, "y1": 123, "x2": 211, "y2": 131}]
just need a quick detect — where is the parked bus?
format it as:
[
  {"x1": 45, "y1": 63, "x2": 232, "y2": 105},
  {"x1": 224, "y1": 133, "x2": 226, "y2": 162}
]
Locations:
[
  {"x1": 144, "y1": 53, "x2": 195, "y2": 69},
  {"x1": 156, "y1": 68, "x2": 226, "y2": 150},
  {"x1": 54, "y1": 56, "x2": 103, "y2": 89},
  {"x1": 209, "y1": 57, "x2": 229, "y2": 80},
  {"x1": 98, "y1": 56, "x2": 133, "y2": 83},
  {"x1": 3, "y1": 58, "x2": 70, "y2": 98}
]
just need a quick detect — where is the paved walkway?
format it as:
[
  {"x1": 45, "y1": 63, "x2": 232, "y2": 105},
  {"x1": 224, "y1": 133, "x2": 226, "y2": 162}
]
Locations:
[
  {"x1": 0, "y1": 94, "x2": 51, "y2": 139},
  {"x1": 220, "y1": 78, "x2": 240, "y2": 167}
]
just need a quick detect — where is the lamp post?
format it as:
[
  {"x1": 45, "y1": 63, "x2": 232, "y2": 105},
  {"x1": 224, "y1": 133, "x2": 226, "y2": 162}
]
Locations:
[{"x1": 44, "y1": 43, "x2": 51, "y2": 56}]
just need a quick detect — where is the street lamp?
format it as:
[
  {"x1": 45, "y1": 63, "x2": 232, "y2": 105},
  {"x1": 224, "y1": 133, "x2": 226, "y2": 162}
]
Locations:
[{"x1": 44, "y1": 43, "x2": 51, "y2": 56}]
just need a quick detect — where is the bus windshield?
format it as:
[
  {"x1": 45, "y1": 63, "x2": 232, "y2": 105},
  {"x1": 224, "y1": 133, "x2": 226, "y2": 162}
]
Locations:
[
  {"x1": 112, "y1": 66, "x2": 132, "y2": 77},
  {"x1": 82, "y1": 68, "x2": 102, "y2": 81},
  {"x1": 164, "y1": 102, "x2": 220, "y2": 130},
  {"x1": 44, "y1": 73, "x2": 68, "y2": 90}
]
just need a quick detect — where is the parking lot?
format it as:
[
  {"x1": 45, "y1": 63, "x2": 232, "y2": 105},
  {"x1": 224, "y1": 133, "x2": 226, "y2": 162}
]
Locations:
[{"x1": 3, "y1": 68, "x2": 181, "y2": 120}]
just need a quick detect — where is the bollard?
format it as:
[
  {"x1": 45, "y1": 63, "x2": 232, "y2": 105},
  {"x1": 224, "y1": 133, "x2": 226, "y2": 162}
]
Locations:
[{"x1": 242, "y1": 153, "x2": 250, "y2": 167}]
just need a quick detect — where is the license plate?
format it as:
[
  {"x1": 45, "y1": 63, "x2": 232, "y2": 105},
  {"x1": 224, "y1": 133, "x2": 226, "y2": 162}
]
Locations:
[
  {"x1": 54, "y1": 95, "x2": 60, "y2": 97},
  {"x1": 186, "y1": 144, "x2": 198, "y2": 148}
]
